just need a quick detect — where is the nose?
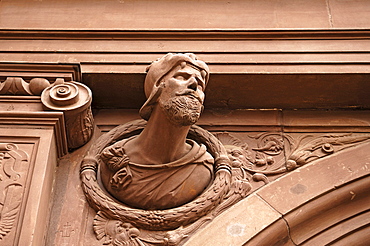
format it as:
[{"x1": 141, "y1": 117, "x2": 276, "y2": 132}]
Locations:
[{"x1": 187, "y1": 77, "x2": 198, "y2": 91}]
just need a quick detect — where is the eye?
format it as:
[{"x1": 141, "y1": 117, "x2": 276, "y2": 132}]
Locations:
[
  {"x1": 175, "y1": 75, "x2": 185, "y2": 80},
  {"x1": 196, "y1": 77, "x2": 205, "y2": 90},
  {"x1": 174, "y1": 72, "x2": 191, "y2": 81}
]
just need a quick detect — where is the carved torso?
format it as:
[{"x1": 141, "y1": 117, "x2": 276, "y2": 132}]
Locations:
[{"x1": 99, "y1": 137, "x2": 214, "y2": 210}]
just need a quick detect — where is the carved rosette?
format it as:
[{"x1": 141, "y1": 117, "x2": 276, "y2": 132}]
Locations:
[{"x1": 42, "y1": 81, "x2": 94, "y2": 149}]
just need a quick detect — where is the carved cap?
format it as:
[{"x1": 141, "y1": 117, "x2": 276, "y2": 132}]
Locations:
[{"x1": 139, "y1": 53, "x2": 209, "y2": 120}]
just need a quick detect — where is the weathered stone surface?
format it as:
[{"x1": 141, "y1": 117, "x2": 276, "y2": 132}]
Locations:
[
  {"x1": 0, "y1": 0, "x2": 333, "y2": 30},
  {"x1": 1, "y1": 1, "x2": 370, "y2": 245},
  {"x1": 183, "y1": 194, "x2": 282, "y2": 246},
  {"x1": 257, "y1": 140, "x2": 370, "y2": 215}
]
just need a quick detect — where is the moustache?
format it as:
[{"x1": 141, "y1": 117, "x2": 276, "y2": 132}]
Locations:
[{"x1": 175, "y1": 90, "x2": 203, "y2": 103}]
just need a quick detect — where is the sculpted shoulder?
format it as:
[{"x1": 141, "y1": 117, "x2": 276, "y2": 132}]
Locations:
[{"x1": 99, "y1": 138, "x2": 214, "y2": 210}]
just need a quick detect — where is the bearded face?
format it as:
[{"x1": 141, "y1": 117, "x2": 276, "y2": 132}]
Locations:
[
  {"x1": 159, "y1": 94, "x2": 203, "y2": 126},
  {"x1": 154, "y1": 64, "x2": 206, "y2": 126}
]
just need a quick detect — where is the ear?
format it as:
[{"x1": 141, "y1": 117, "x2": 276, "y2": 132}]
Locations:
[{"x1": 139, "y1": 82, "x2": 164, "y2": 120}]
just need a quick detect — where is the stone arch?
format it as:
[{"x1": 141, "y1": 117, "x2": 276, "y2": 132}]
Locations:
[{"x1": 185, "y1": 141, "x2": 370, "y2": 246}]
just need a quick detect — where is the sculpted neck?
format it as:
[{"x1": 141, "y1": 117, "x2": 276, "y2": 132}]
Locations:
[{"x1": 126, "y1": 106, "x2": 192, "y2": 164}]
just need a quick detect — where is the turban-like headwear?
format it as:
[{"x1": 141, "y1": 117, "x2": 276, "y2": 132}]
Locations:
[{"x1": 139, "y1": 53, "x2": 210, "y2": 120}]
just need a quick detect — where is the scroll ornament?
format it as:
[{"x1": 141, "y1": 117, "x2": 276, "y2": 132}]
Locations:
[
  {"x1": 41, "y1": 80, "x2": 94, "y2": 149},
  {"x1": 0, "y1": 76, "x2": 94, "y2": 149},
  {"x1": 215, "y1": 132, "x2": 370, "y2": 188}
]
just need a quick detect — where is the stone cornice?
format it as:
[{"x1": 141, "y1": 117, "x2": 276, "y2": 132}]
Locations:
[
  {"x1": 0, "y1": 63, "x2": 81, "y2": 82},
  {"x1": 1, "y1": 29, "x2": 370, "y2": 40},
  {"x1": 0, "y1": 110, "x2": 68, "y2": 157},
  {"x1": 1, "y1": 30, "x2": 370, "y2": 109}
]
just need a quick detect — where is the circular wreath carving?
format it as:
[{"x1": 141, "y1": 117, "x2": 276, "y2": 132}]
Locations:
[{"x1": 81, "y1": 119, "x2": 232, "y2": 231}]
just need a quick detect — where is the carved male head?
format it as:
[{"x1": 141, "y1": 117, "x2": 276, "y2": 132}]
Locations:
[{"x1": 139, "y1": 53, "x2": 209, "y2": 125}]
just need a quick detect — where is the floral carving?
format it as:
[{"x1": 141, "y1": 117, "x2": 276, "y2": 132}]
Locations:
[
  {"x1": 0, "y1": 143, "x2": 28, "y2": 241},
  {"x1": 82, "y1": 107, "x2": 94, "y2": 144},
  {"x1": 214, "y1": 132, "x2": 370, "y2": 189},
  {"x1": 93, "y1": 212, "x2": 143, "y2": 246},
  {"x1": 100, "y1": 142, "x2": 130, "y2": 173},
  {"x1": 286, "y1": 134, "x2": 370, "y2": 168}
]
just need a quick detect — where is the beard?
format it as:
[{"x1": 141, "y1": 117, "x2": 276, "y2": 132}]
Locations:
[{"x1": 159, "y1": 95, "x2": 203, "y2": 126}]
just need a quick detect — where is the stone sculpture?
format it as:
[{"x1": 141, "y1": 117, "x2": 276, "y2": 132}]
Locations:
[
  {"x1": 81, "y1": 53, "x2": 252, "y2": 245},
  {"x1": 99, "y1": 53, "x2": 214, "y2": 210}
]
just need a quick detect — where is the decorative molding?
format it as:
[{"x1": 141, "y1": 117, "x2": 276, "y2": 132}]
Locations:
[
  {"x1": 0, "y1": 111, "x2": 68, "y2": 157},
  {"x1": 1, "y1": 31, "x2": 370, "y2": 110},
  {"x1": 0, "y1": 77, "x2": 51, "y2": 96},
  {"x1": 0, "y1": 63, "x2": 81, "y2": 82},
  {"x1": 1, "y1": 29, "x2": 370, "y2": 40}
]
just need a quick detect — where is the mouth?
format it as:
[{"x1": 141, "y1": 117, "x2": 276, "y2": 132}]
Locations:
[{"x1": 176, "y1": 90, "x2": 202, "y2": 103}]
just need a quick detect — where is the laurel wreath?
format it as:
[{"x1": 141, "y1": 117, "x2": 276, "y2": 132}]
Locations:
[{"x1": 80, "y1": 119, "x2": 232, "y2": 231}]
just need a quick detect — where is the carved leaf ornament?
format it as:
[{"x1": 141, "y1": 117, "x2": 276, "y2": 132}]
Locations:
[
  {"x1": 216, "y1": 132, "x2": 370, "y2": 185},
  {"x1": 0, "y1": 77, "x2": 51, "y2": 95},
  {"x1": 0, "y1": 143, "x2": 28, "y2": 241}
]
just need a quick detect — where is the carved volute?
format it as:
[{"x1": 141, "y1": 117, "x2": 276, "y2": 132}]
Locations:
[
  {"x1": 41, "y1": 79, "x2": 94, "y2": 149},
  {"x1": 0, "y1": 74, "x2": 94, "y2": 151}
]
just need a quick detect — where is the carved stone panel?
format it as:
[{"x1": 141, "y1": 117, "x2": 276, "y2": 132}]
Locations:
[
  {"x1": 80, "y1": 125, "x2": 370, "y2": 245},
  {"x1": 212, "y1": 131, "x2": 370, "y2": 194},
  {"x1": 0, "y1": 127, "x2": 59, "y2": 246},
  {"x1": 0, "y1": 142, "x2": 30, "y2": 245}
]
